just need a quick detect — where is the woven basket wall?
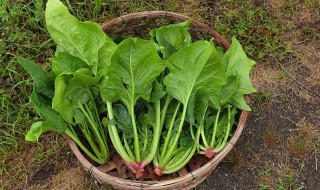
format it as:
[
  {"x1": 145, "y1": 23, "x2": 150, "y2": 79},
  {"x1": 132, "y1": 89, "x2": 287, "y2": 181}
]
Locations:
[{"x1": 66, "y1": 11, "x2": 251, "y2": 190}]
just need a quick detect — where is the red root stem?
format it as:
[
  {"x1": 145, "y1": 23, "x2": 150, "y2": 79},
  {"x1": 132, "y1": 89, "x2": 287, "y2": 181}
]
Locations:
[
  {"x1": 205, "y1": 148, "x2": 215, "y2": 158},
  {"x1": 154, "y1": 166, "x2": 163, "y2": 176},
  {"x1": 128, "y1": 164, "x2": 145, "y2": 178}
]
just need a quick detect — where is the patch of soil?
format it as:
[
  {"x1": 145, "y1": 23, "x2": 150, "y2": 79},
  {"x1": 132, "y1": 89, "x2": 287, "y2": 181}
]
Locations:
[{"x1": 29, "y1": 164, "x2": 58, "y2": 185}]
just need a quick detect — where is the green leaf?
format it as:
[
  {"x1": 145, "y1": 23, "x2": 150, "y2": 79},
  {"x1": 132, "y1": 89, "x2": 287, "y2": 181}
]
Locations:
[
  {"x1": 221, "y1": 37, "x2": 256, "y2": 110},
  {"x1": 220, "y1": 74, "x2": 240, "y2": 105},
  {"x1": 97, "y1": 37, "x2": 118, "y2": 76},
  {"x1": 139, "y1": 124, "x2": 153, "y2": 160},
  {"x1": 64, "y1": 73, "x2": 99, "y2": 105},
  {"x1": 179, "y1": 129, "x2": 193, "y2": 147},
  {"x1": 73, "y1": 109, "x2": 85, "y2": 123},
  {"x1": 222, "y1": 37, "x2": 256, "y2": 94},
  {"x1": 204, "y1": 115, "x2": 215, "y2": 140},
  {"x1": 229, "y1": 94, "x2": 251, "y2": 111},
  {"x1": 25, "y1": 121, "x2": 53, "y2": 142},
  {"x1": 52, "y1": 51, "x2": 88, "y2": 76},
  {"x1": 16, "y1": 56, "x2": 54, "y2": 98},
  {"x1": 99, "y1": 38, "x2": 167, "y2": 109},
  {"x1": 112, "y1": 104, "x2": 133, "y2": 140},
  {"x1": 150, "y1": 81, "x2": 166, "y2": 102},
  {"x1": 31, "y1": 90, "x2": 68, "y2": 133},
  {"x1": 45, "y1": 0, "x2": 107, "y2": 69},
  {"x1": 164, "y1": 41, "x2": 226, "y2": 107},
  {"x1": 193, "y1": 87, "x2": 210, "y2": 123},
  {"x1": 52, "y1": 74, "x2": 75, "y2": 123},
  {"x1": 150, "y1": 19, "x2": 192, "y2": 59},
  {"x1": 186, "y1": 95, "x2": 195, "y2": 124},
  {"x1": 216, "y1": 107, "x2": 237, "y2": 138},
  {"x1": 138, "y1": 103, "x2": 155, "y2": 127},
  {"x1": 166, "y1": 128, "x2": 194, "y2": 165}
]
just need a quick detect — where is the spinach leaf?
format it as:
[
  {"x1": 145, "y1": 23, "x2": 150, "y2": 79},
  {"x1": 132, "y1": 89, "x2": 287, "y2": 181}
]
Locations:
[
  {"x1": 220, "y1": 74, "x2": 240, "y2": 105},
  {"x1": 150, "y1": 81, "x2": 166, "y2": 102},
  {"x1": 221, "y1": 36, "x2": 256, "y2": 110},
  {"x1": 150, "y1": 20, "x2": 192, "y2": 59},
  {"x1": 31, "y1": 89, "x2": 68, "y2": 134},
  {"x1": 113, "y1": 103, "x2": 133, "y2": 140},
  {"x1": 164, "y1": 40, "x2": 226, "y2": 106},
  {"x1": 52, "y1": 51, "x2": 88, "y2": 76},
  {"x1": 97, "y1": 40, "x2": 117, "y2": 76},
  {"x1": 139, "y1": 124, "x2": 153, "y2": 160},
  {"x1": 101, "y1": 38, "x2": 166, "y2": 176},
  {"x1": 64, "y1": 73, "x2": 99, "y2": 105},
  {"x1": 46, "y1": 0, "x2": 108, "y2": 72},
  {"x1": 52, "y1": 74, "x2": 75, "y2": 123},
  {"x1": 16, "y1": 56, "x2": 54, "y2": 98},
  {"x1": 100, "y1": 38, "x2": 167, "y2": 106},
  {"x1": 25, "y1": 121, "x2": 54, "y2": 142}
]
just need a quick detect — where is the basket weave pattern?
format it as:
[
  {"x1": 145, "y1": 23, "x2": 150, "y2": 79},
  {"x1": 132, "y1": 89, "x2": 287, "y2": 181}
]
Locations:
[{"x1": 66, "y1": 11, "x2": 250, "y2": 190}]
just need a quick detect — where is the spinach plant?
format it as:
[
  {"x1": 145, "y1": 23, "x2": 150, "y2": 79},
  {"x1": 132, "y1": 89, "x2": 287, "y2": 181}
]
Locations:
[
  {"x1": 18, "y1": 0, "x2": 116, "y2": 164},
  {"x1": 19, "y1": 0, "x2": 256, "y2": 178},
  {"x1": 99, "y1": 38, "x2": 167, "y2": 177},
  {"x1": 197, "y1": 37, "x2": 256, "y2": 158}
]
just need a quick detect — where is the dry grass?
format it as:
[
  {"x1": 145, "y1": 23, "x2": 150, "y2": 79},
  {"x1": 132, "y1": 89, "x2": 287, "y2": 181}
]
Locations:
[
  {"x1": 50, "y1": 167, "x2": 102, "y2": 190},
  {"x1": 263, "y1": 129, "x2": 281, "y2": 146},
  {"x1": 287, "y1": 119, "x2": 320, "y2": 160},
  {"x1": 258, "y1": 118, "x2": 320, "y2": 189}
]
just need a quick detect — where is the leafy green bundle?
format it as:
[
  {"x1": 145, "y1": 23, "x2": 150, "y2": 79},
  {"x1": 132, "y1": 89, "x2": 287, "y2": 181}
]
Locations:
[{"x1": 18, "y1": 0, "x2": 255, "y2": 178}]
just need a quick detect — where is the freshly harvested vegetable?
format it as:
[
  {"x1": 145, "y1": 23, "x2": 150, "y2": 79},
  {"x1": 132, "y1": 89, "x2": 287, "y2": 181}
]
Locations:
[
  {"x1": 19, "y1": 0, "x2": 256, "y2": 179},
  {"x1": 99, "y1": 38, "x2": 167, "y2": 177},
  {"x1": 18, "y1": 0, "x2": 114, "y2": 164},
  {"x1": 196, "y1": 37, "x2": 256, "y2": 158}
]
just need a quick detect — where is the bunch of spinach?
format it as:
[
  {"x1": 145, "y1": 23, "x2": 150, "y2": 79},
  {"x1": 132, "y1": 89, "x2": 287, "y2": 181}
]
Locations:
[
  {"x1": 148, "y1": 22, "x2": 256, "y2": 175},
  {"x1": 19, "y1": 0, "x2": 256, "y2": 178},
  {"x1": 18, "y1": 0, "x2": 115, "y2": 164}
]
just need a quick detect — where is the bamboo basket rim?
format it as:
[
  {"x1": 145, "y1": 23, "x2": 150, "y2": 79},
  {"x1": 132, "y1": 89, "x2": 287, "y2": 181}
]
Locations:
[{"x1": 66, "y1": 11, "x2": 251, "y2": 190}]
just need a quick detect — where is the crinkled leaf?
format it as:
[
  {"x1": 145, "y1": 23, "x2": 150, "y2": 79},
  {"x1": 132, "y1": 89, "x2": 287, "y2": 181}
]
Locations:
[
  {"x1": 138, "y1": 104, "x2": 155, "y2": 127},
  {"x1": 164, "y1": 41, "x2": 226, "y2": 107},
  {"x1": 134, "y1": 99, "x2": 148, "y2": 116},
  {"x1": 64, "y1": 73, "x2": 99, "y2": 105},
  {"x1": 150, "y1": 19, "x2": 192, "y2": 59},
  {"x1": 25, "y1": 121, "x2": 54, "y2": 142},
  {"x1": 139, "y1": 124, "x2": 153, "y2": 160},
  {"x1": 99, "y1": 38, "x2": 167, "y2": 109},
  {"x1": 113, "y1": 104, "x2": 133, "y2": 140},
  {"x1": 16, "y1": 56, "x2": 54, "y2": 98},
  {"x1": 96, "y1": 97, "x2": 108, "y2": 115},
  {"x1": 52, "y1": 74, "x2": 75, "y2": 123},
  {"x1": 150, "y1": 81, "x2": 166, "y2": 102},
  {"x1": 179, "y1": 129, "x2": 193, "y2": 147}
]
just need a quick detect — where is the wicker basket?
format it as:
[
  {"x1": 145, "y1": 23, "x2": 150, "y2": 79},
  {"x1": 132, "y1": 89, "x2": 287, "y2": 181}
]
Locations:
[{"x1": 66, "y1": 11, "x2": 251, "y2": 190}]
